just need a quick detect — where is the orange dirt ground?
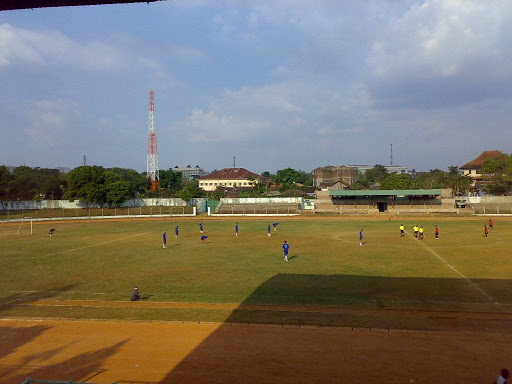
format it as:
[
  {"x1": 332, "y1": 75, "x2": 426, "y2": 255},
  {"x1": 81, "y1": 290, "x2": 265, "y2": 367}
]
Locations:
[{"x1": 1, "y1": 318, "x2": 511, "y2": 384}]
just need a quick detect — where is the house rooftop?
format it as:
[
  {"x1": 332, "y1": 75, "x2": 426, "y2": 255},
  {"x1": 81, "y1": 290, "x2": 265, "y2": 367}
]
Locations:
[
  {"x1": 460, "y1": 151, "x2": 503, "y2": 170},
  {"x1": 199, "y1": 168, "x2": 262, "y2": 180}
]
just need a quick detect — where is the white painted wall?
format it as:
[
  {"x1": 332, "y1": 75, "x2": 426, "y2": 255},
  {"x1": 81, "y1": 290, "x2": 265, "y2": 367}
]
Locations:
[
  {"x1": 220, "y1": 197, "x2": 303, "y2": 204},
  {"x1": 467, "y1": 196, "x2": 512, "y2": 204},
  {"x1": 0, "y1": 198, "x2": 187, "y2": 210}
]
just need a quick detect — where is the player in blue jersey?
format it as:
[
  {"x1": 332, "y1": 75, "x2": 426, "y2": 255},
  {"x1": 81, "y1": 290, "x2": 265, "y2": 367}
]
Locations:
[
  {"x1": 267, "y1": 223, "x2": 272, "y2": 237},
  {"x1": 199, "y1": 222, "x2": 204, "y2": 233},
  {"x1": 273, "y1": 222, "x2": 279, "y2": 231},
  {"x1": 175, "y1": 226, "x2": 179, "y2": 239},
  {"x1": 162, "y1": 232, "x2": 167, "y2": 248},
  {"x1": 201, "y1": 235, "x2": 208, "y2": 244},
  {"x1": 359, "y1": 229, "x2": 364, "y2": 246},
  {"x1": 282, "y1": 240, "x2": 290, "y2": 262},
  {"x1": 235, "y1": 223, "x2": 239, "y2": 237}
]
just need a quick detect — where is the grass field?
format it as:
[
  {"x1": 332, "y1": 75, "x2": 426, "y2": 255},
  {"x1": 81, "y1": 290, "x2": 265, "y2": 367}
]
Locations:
[{"x1": 1, "y1": 216, "x2": 512, "y2": 330}]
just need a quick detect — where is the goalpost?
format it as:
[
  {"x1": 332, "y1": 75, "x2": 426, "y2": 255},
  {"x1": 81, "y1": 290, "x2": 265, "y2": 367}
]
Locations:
[{"x1": 16, "y1": 217, "x2": 33, "y2": 235}]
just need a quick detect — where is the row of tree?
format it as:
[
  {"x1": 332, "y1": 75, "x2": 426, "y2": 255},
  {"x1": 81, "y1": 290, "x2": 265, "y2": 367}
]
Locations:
[
  {"x1": 2, "y1": 157, "x2": 511, "y2": 205},
  {"x1": 350, "y1": 165, "x2": 473, "y2": 194},
  {"x1": 482, "y1": 153, "x2": 512, "y2": 194}
]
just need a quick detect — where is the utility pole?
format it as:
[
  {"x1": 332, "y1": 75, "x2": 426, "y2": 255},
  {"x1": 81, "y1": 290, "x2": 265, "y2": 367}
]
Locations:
[
  {"x1": 82, "y1": 155, "x2": 87, "y2": 166},
  {"x1": 390, "y1": 144, "x2": 393, "y2": 166}
]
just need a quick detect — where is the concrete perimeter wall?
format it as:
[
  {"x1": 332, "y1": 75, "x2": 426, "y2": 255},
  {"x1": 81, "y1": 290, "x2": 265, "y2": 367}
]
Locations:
[
  {"x1": 466, "y1": 196, "x2": 512, "y2": 205},
  {"x1": 220, "y1": 197, "x2": 303, "y2": 205},
  {"x1": 0, "y1": 198, "x2": 187, "y2": 210}
]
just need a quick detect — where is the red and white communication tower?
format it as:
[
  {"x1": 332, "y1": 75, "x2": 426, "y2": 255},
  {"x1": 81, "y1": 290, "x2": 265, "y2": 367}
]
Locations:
[{"x1": 147, "y1": 90, "x2": 160, "y2": 191}]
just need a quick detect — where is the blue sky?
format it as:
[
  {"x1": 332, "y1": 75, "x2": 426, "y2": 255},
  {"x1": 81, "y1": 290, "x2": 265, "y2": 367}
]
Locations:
[{"x1": 1, "y1": 0, "x2": 511, "y2": 173}]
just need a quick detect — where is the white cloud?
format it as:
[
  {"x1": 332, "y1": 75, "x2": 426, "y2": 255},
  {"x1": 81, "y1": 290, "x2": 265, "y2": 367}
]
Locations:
[
  {"x1": 0, "y1": 23, "x2": 159, "y2": 71},
  {"x1": 24, "y1": 99, "x2": 81, "y2": 147},
  {"x1": 177, "y1": 79, "x2": 367, "y2": 144},
  {"x1": 365, "y1": 0, "x2": 512, "y2": 107}
]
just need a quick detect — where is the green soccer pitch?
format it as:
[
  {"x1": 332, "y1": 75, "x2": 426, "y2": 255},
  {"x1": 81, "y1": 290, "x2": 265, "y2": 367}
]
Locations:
[{"x1": 1, "y1": 217, "x2": 511, "y2": 328}]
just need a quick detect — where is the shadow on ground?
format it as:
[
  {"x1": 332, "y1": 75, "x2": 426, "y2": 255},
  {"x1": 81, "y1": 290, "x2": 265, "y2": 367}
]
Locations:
[
  {"x1": 1, "y1": 338, "x2": 129, "y2": 384},
  {"x1": 0, "y1": 285, "x2": 76, "y2": 312},
  {"x1": 157, "y1": 273, "x2": 512, "y2": 383}
]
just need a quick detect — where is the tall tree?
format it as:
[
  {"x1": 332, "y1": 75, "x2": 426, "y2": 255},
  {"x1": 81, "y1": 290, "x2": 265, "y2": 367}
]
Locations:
[
  {"x1": 380, "y1": 174, "x2": 411, "y2": 190},
  {"x1": 104, "y1": 170, "x2": 131, "y2": 207},
  {"x1": 482, "y1": 154, "x2": 510, "y2": 194},
  {"x1": 0, "y1": 166, "x2": 12, "y2": 201},
  {"x1": 64, "y1": 166, "x2": 106, "y2": 207},
  {"x1": 159, "y1": 169, "x2": 183, "y2": 193}
]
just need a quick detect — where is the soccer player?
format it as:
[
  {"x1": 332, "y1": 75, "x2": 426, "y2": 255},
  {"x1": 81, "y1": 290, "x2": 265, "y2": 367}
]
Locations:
[
  {"x1": 413, "y1": 225, "x2": 418, "y2": 238},
  {"x1": 359, "y1": 229, "x2": 364, "y2": 246},
  {"x1": 489, "y1": 218, "x2": 494, "y2": 230},
  {"x1": 484, "y1": 224, "x2": 489, "y2": 238},
  {"x1": 434, "y1": 225, "x2": 439, "y2": 240},
  {"x1": 267, "y1": 223, "x2": 272, "y2": 237},
  {"x1": 201, "y1": 235, "x2": 208, "y2": 244},
  {"x1": 199, "y1": 222, "x2": 204, "y2": 233},
  {"x1": 235, "y1": 223, "x2": 239, "y2": 237},
  {"x1": 273, "y1": 222, "x2": 279, "y2": 231},
  {"x1": 282, "y1": 240, "x2": 290, "y2": 262},
  {"x1": 399, "y1": 224, "x2": 405, "y2": 237},
  {"x1": 49, "y1": 228, "x2": 55, "y2": 238},
  {"x1": 175, "y1": 226, "x2": 179, "y2": 239},
  {"x1": 162, "y1": 232, "x2": 167, "y2": 248},
  {"x1": 419, "y1": 226, "x2": 424, "y2": 240}
]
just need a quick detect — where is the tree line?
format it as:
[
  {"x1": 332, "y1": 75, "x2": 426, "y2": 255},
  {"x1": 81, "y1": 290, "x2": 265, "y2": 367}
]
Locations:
[
  {"x1": 350, "y1": 164, "x2": 473, "y2": 194},
  {"x1": 2, "y1": 157, "x2": 510, "y2": 205}
]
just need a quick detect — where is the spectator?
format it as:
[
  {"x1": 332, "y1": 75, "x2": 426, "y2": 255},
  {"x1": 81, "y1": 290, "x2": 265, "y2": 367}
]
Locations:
[
  {"x1": 130, "y1": 287, "x2": 141, "y2": 302},
  {"x1": 496, "y1": 369, "x2": 510, "y2": 384}
]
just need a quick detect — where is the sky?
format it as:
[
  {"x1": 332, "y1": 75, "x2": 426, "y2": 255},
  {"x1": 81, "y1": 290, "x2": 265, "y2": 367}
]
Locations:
[{"x1": 1, "y1": 0, "x2": 511, "y2": 173}]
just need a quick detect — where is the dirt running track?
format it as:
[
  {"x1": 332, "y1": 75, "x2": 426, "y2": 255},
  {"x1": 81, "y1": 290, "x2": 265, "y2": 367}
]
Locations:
[{"x1": 1, "y1": 318, "x2": 511, "y2": 383}]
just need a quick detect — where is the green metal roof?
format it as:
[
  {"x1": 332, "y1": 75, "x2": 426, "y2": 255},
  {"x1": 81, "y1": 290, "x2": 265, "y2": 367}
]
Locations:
[{"x1": 329, "y1": 189, "x2": 442, "y2": 197}]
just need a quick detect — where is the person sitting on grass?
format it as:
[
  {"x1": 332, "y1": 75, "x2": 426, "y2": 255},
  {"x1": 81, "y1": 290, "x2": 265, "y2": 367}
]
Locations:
[
  {"x1": 496, "y1": 369, "x2": 510, "y2": 384},
  {"x1": 130, "y1": 287, "x2": 141, "y2": 302}
]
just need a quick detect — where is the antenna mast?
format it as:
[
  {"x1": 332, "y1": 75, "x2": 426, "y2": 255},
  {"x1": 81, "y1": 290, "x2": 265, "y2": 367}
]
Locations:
[
  {"x1": 233, "y1": 156, "x2": 236, "y2": 168},
  {"x1": 147, "y1": 90, "x2": 160, "y2": 191},
  {"x1": 390, "y1": 144, "x2": 393, "y2": 166}
]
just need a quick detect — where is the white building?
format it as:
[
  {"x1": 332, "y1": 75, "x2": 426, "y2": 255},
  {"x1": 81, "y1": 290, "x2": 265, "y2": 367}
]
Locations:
[
  {"x1": 349, "y1": 165, "x2": 410, "y2": 175},
  {"x1": 173, "y1": 165, "x2": 208, "y2": 179},
  {"x1": 198, "y1": 168, "x2": 263, "y2": 192}
]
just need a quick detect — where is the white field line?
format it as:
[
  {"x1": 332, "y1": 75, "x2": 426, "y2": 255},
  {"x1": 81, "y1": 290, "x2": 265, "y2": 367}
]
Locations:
[
  {"x1": 43, "y1": 232, "x2": 149, "y2": 258},
  {"x1": 405, "y1": 230, "x2": 498, "y2": 304}
]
